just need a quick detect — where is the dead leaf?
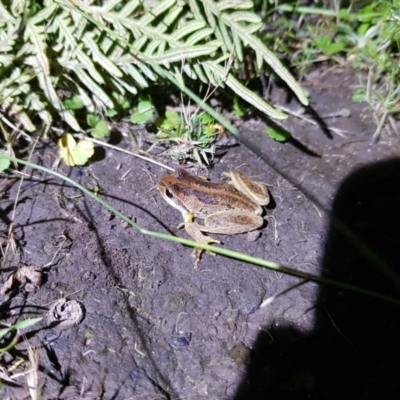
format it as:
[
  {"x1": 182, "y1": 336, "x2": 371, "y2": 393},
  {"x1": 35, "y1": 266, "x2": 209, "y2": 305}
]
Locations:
[
  {"x1": 58, "y1": 133, "x2": 94, "y2": 166},
  {"x1": 0, "y1": 266, "x2": 44, "y2": 295}
]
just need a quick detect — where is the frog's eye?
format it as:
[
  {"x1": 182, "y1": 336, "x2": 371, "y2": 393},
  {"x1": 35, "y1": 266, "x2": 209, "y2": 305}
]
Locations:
[{"x1": 165, "y1": 189, "x2": 174, "y2": 199}]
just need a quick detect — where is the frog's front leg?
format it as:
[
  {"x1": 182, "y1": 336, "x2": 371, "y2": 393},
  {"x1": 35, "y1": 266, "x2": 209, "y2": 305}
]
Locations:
[{"x1": 177, "y1": 213, "x2": 220, "y2": 268}]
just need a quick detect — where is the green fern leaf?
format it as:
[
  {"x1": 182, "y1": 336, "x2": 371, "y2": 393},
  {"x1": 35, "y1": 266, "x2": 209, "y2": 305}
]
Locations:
[
  {"x1": 217, "y1": 0, "x2": 253, "y2": 11},
  {"x1": 163, "y1": 5, "x2": 183, "y2": 27},
  {"x1": 131, "y1": 58, "x2": 157, "y2": 81},
  {"x1": 0, "y1": 3, "x2": 15, "y2": 22},
  {"x1": 53, "y1": 12, "x2": 78, "y2": 50},
  {"x1": 83, "y1": 33, "x2": 123, "y2": 78},
  {"x1": 112, "y1": 76, "x2": 138, "y2": 95},
  {"x1": 244, "y1": 24, "x2": 263, "y2": 35},
  {"x1": 75, "y1": 45, "x2": 105, "y2": 84},
  {"x1": 0, "y1": 20, "x2": 18, "y2": 68},
  {"x1": 17, "y1": 112, "x2": 36, "y2": 132},
  {"x1": 223, "y1": 15, "x2": 309, "y2": 105},
  {"x1": 203, "y1": 62, "x2": 287, "y2": 120},
  {"x1": 29, "y1": 57, "x2": 80, "y2": 131},
  {"x1": 11, "y1": 0, "x2": 28, "y2": 16},
  {"x1": 119, "y1": 0, "x2": 141, "y2": 18},
  {"x1": 0, "y1": 23, "x2": 17, "y2": 53},
  {"x1": 0, "y1": 55, "x2": 14, "y2": 67},
  {"x1": 186, "y1": 28, "x2": 214, "y2": 45},
  {"x1": 140, "y1": 0, "x2": 177, "y2": 25},
  {"x1": 181, "y1": 64, "x2": 197, "y2": 80},
  {"x1": 120, "y1": 63, "x2": 149, "y2": 88},
  {"x1": 25, "y1": 20, "x2": 50, "y2": 76},
  {"x1": 171, "y1": 21, "x2": 206, "y2": 41},
  {"x1": 230, "y1": 12, "x2": 262, "y2": 24},
  {"x1": 75, "y1": 85, "x2": 95, "y2": 112},
  {"x1": 73, "y1": 67, "x2": 114, "y2": 109},
  {"x1": 193, "y1": 63, "x2": 209, "y2": 83},
  {"x1": 0, "y1": 0, "x2": 309, "y2": 136},
  {"x1": 151, "y1": 44, "x2": 221, "y2": 63}
]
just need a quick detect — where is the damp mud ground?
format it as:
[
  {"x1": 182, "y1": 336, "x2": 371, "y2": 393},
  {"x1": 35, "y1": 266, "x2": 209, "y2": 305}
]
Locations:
[{"x1": 1, "y1": 70, "x2": 400, "y2": 400}]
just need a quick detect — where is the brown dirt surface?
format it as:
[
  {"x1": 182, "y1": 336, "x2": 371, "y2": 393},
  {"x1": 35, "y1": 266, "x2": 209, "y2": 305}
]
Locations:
[{"x1": 1, "y1": 70, "x2": 400, "y2": 400}]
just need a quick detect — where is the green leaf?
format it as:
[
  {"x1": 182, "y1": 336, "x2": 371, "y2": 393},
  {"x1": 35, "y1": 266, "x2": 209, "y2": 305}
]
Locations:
[
  {"x1": 87, "y1": 114, "x2": 100, "y2": 127},
  {"x1": 357, "y1": 22, "x2": 371, "y2": 37},
  {"x1": 352, "y1": 90, "x2": 366, "y2": 103},
  {"x1": 233, "y1": 96, "x2": 246, "y2": 117},
  {"x1": 0, "y1": 318, "x2": 42, "y2": 340},
  {"x1": 121, "y1": 101, "x2": 131, "y2": 110},
  {"x1": 105, "y1": 109, "x2": 118, "y2": 117},
  {"x1": 87, "y1": 114, "x2": 111, "y2": 138},
  {"x1": 73, "y1": 67, "x2": 113, "y2": 108},
  {"x1": 0, "y1": 328, "x2": 10, "y2": 340},
  {"x1": 156, "y1": 110, "x2": 182, "y2": 130},
  {"x1": 198, "y1": 112, "x2": 214, "y2": 125},
  {"x1": 0, "y1": 153, "x2": 11, "y2": 172},
  {"x1": 83, "y1": 33, "x2": 123, "y2": 78},
  {"x1": 91, "y1": 120, "x2": 110, "y2": 138},
  {"x1": 64, "y1": 95, "x2": 85, "y2": 110},
  {"x1": 218, "y1": 12, "x2": 309, "y2": 106},
  {"x1": 12, "y1": 318, "x2": 42, "y2": 330},
  {"x1": 85, "y1": 331, "x2": 93, "y2": 339},
  {"x1": 325, "y1": 42, "x2": 345, "y2": 55},
  {"x1": 150, "y1": 43, "x2": 222, "y2": 63},
  {"x1": 266, "y1": 126, "x2": 292, "y2": 142},
  {"x1": 204, "y1": 63, "x2": 287, "y2": 120},
  {"x1": 58, "y1": 133, "x2": 94, "y2": 166},
  {"x1": 130, "y1": 95, "x2": 154, "y2": 124},
  {"x1": 314, "y1": 36, "x2": 345, "y2": 55}
]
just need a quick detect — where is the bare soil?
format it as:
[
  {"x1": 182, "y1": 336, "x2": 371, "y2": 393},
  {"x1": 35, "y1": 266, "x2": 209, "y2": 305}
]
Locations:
[{"x1": 1, "y1": 70, "x2": 400, "y2": 400}]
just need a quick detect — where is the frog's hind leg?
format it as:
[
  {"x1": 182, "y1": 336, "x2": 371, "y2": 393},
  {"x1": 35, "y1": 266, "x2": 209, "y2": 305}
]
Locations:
[
  {"x1": 186, "y1": 225, "x2": 219, "y2": 268},
  {"x1": 204, "y1": 211, "x2": 264, "y2": 235},
  {"x1": 178, "y1": 213, "x2": 220, "y2": 268},
  {"x1": 223, "y1": 170, "x2": 270, "y2": 206}
]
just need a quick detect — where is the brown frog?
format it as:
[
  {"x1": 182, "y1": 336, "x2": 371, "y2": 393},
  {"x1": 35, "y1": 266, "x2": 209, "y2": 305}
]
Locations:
[{"x1": 158, "y1": 169, "x2": 270, "y2": 266}]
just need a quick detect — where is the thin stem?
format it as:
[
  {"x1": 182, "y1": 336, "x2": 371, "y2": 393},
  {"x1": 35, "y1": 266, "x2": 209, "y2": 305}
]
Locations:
[{"x1": 3, "y1": 154, "x2": 400, "y2": 306}]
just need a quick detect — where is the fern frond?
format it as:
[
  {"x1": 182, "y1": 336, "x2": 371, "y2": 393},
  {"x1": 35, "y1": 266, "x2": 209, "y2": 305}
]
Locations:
[
  {"x1": 190, "y1": 0, "x2": 308, "y2": 106},
  {"x1": 186, "y1": 28, "x2": 214, "y2": 46},
  {"x1": 52, "y1": 11, "x2": 78, "y2": 50},
  {"x1": 119, "y1": 0, "x2": 141, "y2": 18},
  {"x1": 203, "y1": 62, "x2": 287, "y2": 119},
  {"x1": 217, "y1": 0, "x2": 254, "y2": 11},
  {"x1": 24, "y1": 9, "x2": 55, "y2": 75},
  {"x1": 75, "y1": 84, "x2": 95, "y2": 112},
  {"x1": 10, "y1": 0, "x2": 27, "y2": 16},
  {"x1": 112, "y1": 76, "x2": 138, "y2": 96},
  {"x1": 26, "y1": 92, "x2": 52, "y2": 126},
  {"x1": 120, "y1": 63, "x2": 149, "y2": 89},
  {"x1": 151, "y1": 44, "x2": 222, "y2": 64},
  {"x1": 171, "y1": 21, "x2": 206, "y2": 41},
  {"x1": 34, "y1": 64, "x2": 80, "y2": 130},
  {"x1": 73, "y1": 67, "x2": 113, "y2": 109},
  {"x1": 0, "y1": 22, "x2": 18, "y2": 67},
  {"x1": 139, "y1": 0, "x2": 177, "y2": 26},
  {"x1": 0, "y1": 68, "x2": 40, "y2": 132},
  {"x1": 83, "y1": 33, "x2": 123, "y2": 78},
  {"x1": 0, "y1": 0, "x2": 307, "y2": 137},
  {"x1": 0, "y1": 2, "x2": 15, "y2": 22}
]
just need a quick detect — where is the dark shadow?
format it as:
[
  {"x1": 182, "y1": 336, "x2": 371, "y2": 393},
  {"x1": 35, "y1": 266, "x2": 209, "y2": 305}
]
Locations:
[
  {"x1": 90, "y1": 146, "x2": 106, "y2": 163},
  {"x1": 267, "y1": 119, "x2": 323, "y2": 157},
  {"x1": 305, "y1": 103, "x2": 333, "y2": 139},
  {"x1": 234, "y1": 158, "x2": 400, "y2": 399}
]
